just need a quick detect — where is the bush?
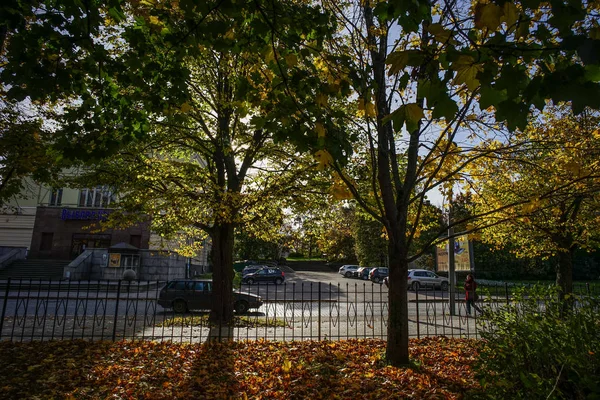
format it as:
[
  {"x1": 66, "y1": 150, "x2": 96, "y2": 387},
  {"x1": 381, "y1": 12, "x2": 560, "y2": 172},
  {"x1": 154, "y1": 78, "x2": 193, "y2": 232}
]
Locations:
[
  {"x1": 475, "y1": 286, "x2": 600, "y2": 399},
  {"x1": 287, "y1": 252, "x2": 304, "y2": 258}
]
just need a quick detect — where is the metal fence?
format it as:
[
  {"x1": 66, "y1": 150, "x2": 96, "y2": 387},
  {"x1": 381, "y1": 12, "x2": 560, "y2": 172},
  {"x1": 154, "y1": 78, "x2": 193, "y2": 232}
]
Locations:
[{"x1": 0, "y1": 278, "x2": 597, "y2": 343}]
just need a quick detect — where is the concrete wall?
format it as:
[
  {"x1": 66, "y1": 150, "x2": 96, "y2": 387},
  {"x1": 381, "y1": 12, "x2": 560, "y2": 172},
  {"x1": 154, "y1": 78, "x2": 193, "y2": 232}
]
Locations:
[
  {"x1": 63, "y1": 248, "x2": 188, "y2": 281},
  {"x1": 0, "y1": 247, "x2": 27, "y2": 270}
]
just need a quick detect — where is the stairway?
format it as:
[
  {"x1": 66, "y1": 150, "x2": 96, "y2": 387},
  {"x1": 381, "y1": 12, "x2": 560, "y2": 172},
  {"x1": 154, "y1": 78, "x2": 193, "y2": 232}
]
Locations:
[{"x1": 0, "y1": 259, "x2": 70, "y2": 280}]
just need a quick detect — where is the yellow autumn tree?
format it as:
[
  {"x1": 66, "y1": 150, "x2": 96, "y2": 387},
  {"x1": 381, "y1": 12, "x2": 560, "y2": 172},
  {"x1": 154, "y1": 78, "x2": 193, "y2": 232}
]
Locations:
[{"x1": 469, "y1": 105, "x2": 600, "y2": 296}]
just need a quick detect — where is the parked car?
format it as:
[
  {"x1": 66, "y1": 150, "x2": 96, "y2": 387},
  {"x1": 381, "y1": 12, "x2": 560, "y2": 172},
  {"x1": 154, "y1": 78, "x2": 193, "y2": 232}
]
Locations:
[
  {"x1": 242, "y1": 267, "x2": 285, "y2": 285},
  {"x1": 369, "y1": 267, "x2": 389, "y2": 283},
  {"x1": 355, "y1": 267, "x2": 373, "y2": 280},
  {"x1": 157, "y1": 279, "x2": 263, "y2": 314},
  {"x1": 407, "y1": 269, "x2": 449, "y2": 291},
  {"x1": 338, "y1": 265, "x2": 359, "y2": 278},
  {"x1": 242, "y1": 265, "x2": 268, "y2": 276}
]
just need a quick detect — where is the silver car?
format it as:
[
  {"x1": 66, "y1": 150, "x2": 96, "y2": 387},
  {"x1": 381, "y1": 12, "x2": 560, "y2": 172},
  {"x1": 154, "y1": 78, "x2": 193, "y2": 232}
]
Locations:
[
  {"x1": 338, "y1": 265, "x2": 359, "y2": 278},
  {"x1": 407, "y1": 269, "x2": 449, "y2": 291}
]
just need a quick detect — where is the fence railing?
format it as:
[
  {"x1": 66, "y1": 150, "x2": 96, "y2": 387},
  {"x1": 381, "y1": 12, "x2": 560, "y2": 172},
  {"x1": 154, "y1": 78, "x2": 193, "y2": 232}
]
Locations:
[{"x1": 0, "y1": 278, "x2": 596, "y2": 343}]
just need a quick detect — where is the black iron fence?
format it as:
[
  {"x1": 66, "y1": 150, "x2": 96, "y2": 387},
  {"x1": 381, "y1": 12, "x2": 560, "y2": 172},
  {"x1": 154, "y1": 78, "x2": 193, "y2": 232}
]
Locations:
[{"x1": 0, "y1": 278, "x2": 597, "y2": 343}]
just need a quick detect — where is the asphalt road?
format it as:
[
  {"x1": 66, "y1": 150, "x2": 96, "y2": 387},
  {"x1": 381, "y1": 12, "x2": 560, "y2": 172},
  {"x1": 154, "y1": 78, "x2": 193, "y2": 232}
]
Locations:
[{"x1": 0, "y1": 270, "x2": 482, "y2": 342}]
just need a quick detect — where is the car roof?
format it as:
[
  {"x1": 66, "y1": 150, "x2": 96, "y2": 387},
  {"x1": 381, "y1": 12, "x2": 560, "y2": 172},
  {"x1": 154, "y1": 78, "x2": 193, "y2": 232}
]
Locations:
[{"x1": 168, "y1": 279, "x2": 212, "y2": 283}]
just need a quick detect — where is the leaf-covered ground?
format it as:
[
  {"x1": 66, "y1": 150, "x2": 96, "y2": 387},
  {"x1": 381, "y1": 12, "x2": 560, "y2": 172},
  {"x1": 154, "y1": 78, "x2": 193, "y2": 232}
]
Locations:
[{"x1": 0, "y1": 337, "x2": 481, "y2": 399}]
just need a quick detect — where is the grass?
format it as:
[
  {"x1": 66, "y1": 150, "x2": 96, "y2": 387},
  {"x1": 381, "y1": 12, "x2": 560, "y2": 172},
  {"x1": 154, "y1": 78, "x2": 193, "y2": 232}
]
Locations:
[{"x1": 157, "y1": 315, "x2": 288, "y2": 328}]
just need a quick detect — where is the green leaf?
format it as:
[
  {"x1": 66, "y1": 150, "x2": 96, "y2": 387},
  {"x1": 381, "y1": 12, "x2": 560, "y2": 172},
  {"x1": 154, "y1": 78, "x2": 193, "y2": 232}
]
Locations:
[
  {"x1": 585, "y1": 65, "x2": 600, "y2": 81},
  {"x1": 432, "y1": 94, "x2": 458, "y2": 121},
  {"x1": 386, "y1": 50, "x2": 424, "y2": 76},
  {"x1": 495, "y1": 100, "x2": 529, "y2": 131},
  {"x1": 417, "y1": 79, "x2": 444, "y2": 104},
  {"x1": 479, "y1": 86, "x2": 507, "y2": 110}
]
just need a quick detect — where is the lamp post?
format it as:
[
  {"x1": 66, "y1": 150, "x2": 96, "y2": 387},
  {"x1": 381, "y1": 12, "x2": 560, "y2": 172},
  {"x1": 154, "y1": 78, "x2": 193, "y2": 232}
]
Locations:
[{"x1": 448, "y1": 190, "x2": 456, "y2": 316}]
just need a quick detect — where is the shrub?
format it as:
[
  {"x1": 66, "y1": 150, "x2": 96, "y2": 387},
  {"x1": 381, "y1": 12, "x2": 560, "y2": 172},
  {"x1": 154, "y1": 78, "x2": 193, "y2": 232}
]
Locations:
[{"x1": 475, "y1": 285, "x2": 600, "y2": 399}]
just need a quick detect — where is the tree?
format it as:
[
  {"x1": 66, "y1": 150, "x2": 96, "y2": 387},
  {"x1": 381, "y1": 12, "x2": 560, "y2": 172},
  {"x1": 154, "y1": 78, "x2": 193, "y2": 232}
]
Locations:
[
  {"x1": 469, "y1": 106, "x2": 600, "y2": 298},
  {"x1": 0, "y1": 105, "x2": 61, "y2": 205},
  {"x1": 302, "y1": 0, "x2": 600, "y2": 365}
]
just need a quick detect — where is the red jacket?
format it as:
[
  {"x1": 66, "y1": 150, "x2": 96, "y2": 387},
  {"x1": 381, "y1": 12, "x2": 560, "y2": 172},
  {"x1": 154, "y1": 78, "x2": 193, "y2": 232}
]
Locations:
[{"x1": 464, "y1": 278, "x2": 477, "y2": 300}]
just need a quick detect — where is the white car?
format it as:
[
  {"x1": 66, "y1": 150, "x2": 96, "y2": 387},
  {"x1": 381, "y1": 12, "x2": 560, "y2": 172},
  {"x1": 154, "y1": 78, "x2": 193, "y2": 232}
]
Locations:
[
  {"x1": 338, "y1": 265, "x2": 359, "y2": 278},
  {"x1": 407, "y1": 269, "x2": 449, "y2": 291}
]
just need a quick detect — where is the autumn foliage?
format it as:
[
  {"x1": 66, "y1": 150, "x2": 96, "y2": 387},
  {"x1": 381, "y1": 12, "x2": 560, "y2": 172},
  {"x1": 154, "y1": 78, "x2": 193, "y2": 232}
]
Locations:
[{"x1": 0, "y1": 337, "x2": 480, "y2": 399}]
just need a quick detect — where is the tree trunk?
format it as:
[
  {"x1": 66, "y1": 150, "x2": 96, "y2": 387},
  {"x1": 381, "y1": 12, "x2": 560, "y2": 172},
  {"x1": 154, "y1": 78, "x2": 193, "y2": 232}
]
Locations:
[
  {"x1": 385, "y1": 238, "x2": 410, "y2": 366},
  {"x1": 556, "y1": 247, "x2": 575, "y2": 298},
  {"x1": 208, "y1": 222, "x2": 235, "y2": 339}
]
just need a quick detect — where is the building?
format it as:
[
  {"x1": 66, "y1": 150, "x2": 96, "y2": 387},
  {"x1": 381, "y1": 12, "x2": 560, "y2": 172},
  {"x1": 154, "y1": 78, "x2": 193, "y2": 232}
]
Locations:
[{"x1": 0, "y1": 178, "x2": 210, "y2": 279}]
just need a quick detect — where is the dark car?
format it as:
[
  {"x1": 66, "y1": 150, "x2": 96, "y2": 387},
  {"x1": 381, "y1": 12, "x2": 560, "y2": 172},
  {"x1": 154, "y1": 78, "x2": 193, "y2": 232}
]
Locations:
[
  {"x1": 242, "y1": 265, "x2": 269, "y2": 276},
  {"x1": 355, "y1": 267, "x2": 373, "y2": 280},
  {"x1": 157, "y1": 279, "x2": 263, "y2": 314},
  {"x1": 369, "y1": 267, "x2": 389, "y2": 283},
  {"x1": 242, "y1": 267, "x2": 285, "y2": 285}
]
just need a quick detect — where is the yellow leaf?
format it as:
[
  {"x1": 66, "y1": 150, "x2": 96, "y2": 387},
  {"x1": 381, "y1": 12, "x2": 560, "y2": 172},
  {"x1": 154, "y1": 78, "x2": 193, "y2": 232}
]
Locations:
[
  {"x1": 365, "y1": 102, "x2": 376, "y2": 117},
  {"x1": 405, "y1": 103, "x2": 424, "y2": 125},
  {"x1": 224, "y1": 29, "x2": 235, "y2": 40},
  {"x1": 330, "y1": 183, "x2": 353, "y2": 200},
  {"x1": 564, "y1": 160, "x2": 582, "y2": 175},
  {"x1": 357, "y1": 98, "x2": 376, "y2": 117},
  {"x1": 475, "y1": 2, "x2": 503, "y2": 31},
  {"x1": 314, "y1": 149, "x2": 333, "y2": 170},
  {"x1": 315, "y1": 122, "x2": 326, "y2": 138},
  {"x1": 452, "y1": 55, "x2": 482, "y2": 91},
  {"x1": 264, "y1": 48, "x2": 275, "y2": 63},
  {"x1": 282, "y1": 358, "x2": 292, "y2": 373},
  {"x1": 285, "y1": 53, "x2": 298, "y2": 67},
  {"x1": 149, "y1": 15, "x2": 161, "y2": 26},
  {"x1": 180, "y1": 102, "x2": 192, "y2": 113},
  {"x1": 316, "y1": 93, "x2": 328, "y2": 107},
  {"x1": 386, "y1": 51, "x2": 410, "y2": 75},
  {"x1": 502, "y1": 3, "x2": 519, "y2": 30},
  {"x1": 427, "y1": 23, "x2": 451, "y2": 42}
]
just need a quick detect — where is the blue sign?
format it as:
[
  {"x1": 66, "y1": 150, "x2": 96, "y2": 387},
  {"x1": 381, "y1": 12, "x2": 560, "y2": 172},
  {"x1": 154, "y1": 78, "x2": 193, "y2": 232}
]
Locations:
[{"x1": 61, "y1": 209, "x2": 110, "y2": 221}]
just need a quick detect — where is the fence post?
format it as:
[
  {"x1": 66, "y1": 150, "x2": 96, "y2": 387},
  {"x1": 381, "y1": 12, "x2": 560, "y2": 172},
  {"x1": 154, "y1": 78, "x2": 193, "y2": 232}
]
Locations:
[
  {"x1": 112, "y1": 280, "x2": 122, "y2": 342},
  {"x1": 318, "y1": 283, "x2": 322, "y2": 341},
  {"x1": 587, "y1": 283, "x2": 591, "y2": 296},
  {"x1": 415, "y1": 286, "x2": 420, "y2": 339},
  {"x1": 0, "y1": 278, "x2": 10, "y2": 338},
  {"x1": 505, "y1": 282, "x2": 509, "y2": 305}
]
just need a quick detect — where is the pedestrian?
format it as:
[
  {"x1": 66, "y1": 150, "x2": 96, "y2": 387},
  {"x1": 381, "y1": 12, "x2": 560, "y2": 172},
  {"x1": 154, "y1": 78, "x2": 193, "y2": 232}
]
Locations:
[{"x1": 464, "y1": 274, "x2": 482, "y2": 316}]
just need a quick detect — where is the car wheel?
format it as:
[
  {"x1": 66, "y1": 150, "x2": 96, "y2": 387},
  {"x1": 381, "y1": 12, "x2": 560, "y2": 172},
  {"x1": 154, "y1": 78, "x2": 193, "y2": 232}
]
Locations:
[
  {"x1": 234, "y1": 300, "x2": 249, "y2": 314},
  {"x1": 441, "y1": 281, "x2": 449, "y2": 291},
  {"x1": 246, "y1": 278, "x2": 255, "y2": 285},
  {"x1": 345, "y1": 271, "x2": 352, "y2": 278},
  {"x1": 173, "y1": 299, "x2": 187, "y2": 313},
  {"x1": 362, "y1": 275, "x2": 368, "y2": 280},
  {"x1": 411, "y1": 281, "x2": 420, "y2": 291},
  {"x1": 275, "y1": 277, "x2": 283, "y2": 285},
  {"x1": 372, "y1": 277, "x2": 380, "y2": 283}
]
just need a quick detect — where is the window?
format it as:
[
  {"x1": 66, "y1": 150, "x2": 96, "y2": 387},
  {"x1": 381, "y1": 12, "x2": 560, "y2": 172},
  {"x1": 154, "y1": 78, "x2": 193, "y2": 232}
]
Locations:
[
  {"x1": 129, "y1": 235, "x2": 142, "y2": 249},
  {"x1": 49, "y1": 188, "x2": 63, "y2": 206},
  {"x1": 78, "y1": 186, "x2": 115, "y2": 208},
  {"x1": 121, "y1": 255, "x2": 140, "y2": 268},
  {"x1": 194, "y1": 282, "x2": 211, "y2": 292},
  {"x1": 40, "y1": 233, "x2": 53, "y2": 251}
]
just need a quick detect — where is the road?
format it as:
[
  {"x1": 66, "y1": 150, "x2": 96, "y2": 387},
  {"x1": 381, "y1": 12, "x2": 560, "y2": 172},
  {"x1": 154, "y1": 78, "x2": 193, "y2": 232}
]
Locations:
[{"x1": 0, "y1": 270, "x2": 484, "y2": 342}]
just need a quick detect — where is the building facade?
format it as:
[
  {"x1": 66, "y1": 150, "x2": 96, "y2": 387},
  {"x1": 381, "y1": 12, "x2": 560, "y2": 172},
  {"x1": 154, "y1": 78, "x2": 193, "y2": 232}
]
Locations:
[{"x1": 0, "y1": 179, "x2": 210, "y2": 269}]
